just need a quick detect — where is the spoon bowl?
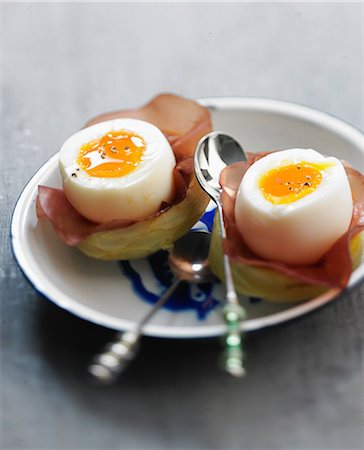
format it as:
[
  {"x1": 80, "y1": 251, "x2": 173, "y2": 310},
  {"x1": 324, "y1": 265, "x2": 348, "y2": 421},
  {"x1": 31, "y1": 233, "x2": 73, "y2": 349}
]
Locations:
[
  {"x1": 168, "y1": 230, "x2": 214, "y2": 283},
  {"x1": 194, "y1": 131, "x2": 247, "y2": 201}
]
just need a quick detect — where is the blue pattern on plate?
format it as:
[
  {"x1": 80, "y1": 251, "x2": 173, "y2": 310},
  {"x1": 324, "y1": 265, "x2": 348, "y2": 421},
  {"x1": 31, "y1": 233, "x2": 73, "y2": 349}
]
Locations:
[
  {"x1": 191, "y1": 207, "x2": 215, "y2": 232},
  {"x1": 119, "y1": 208, "x2": 220, "y2": 320},
  {"x1": 119, "y1": 206, "x2": 261, "y2": 316}
]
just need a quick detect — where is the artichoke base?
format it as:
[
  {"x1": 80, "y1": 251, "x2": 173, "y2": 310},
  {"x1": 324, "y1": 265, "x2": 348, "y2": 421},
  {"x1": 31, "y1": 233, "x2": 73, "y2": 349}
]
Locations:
[
  {"x1": 209, "y1": 213, "x2": 363, "y2": 303},
  {"x1": 77, "y1": 177, "x2": 209, "y2": 260}
]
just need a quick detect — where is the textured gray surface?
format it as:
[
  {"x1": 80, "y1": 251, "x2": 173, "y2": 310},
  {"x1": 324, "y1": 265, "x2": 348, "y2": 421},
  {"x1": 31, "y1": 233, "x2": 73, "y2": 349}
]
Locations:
[{"x1": 1, "y1": 2, "x2": 364, "y2": 450}]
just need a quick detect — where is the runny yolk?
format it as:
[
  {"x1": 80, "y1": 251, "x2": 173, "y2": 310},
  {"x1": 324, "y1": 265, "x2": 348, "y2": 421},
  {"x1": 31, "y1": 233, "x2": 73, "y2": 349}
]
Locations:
[
  {"x1": 77, "y1": 130, "x2": 146, "y2": 178},
  {"x1": 259, "y1": 163, "x2": 323, "y2": 204}
]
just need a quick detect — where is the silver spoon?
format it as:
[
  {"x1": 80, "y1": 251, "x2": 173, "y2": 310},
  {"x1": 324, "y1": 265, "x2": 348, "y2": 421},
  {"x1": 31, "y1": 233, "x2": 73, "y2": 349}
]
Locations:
[
  {"x1": 194, "y1": 131, "x2": 247, "y2": 377},
  {"x1": 88, "y1": 230, "x2": 214, "y2": 384}
]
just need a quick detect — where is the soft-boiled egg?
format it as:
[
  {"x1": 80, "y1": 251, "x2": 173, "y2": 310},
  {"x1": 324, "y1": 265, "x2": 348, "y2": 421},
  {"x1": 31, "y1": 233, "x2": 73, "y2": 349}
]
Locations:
[
  {"x1": 59, "y1": 118, "x2": 176, "y2": 223},
  {"x1": 234, "y1": 148, "x2": 353, "y2": 265}
]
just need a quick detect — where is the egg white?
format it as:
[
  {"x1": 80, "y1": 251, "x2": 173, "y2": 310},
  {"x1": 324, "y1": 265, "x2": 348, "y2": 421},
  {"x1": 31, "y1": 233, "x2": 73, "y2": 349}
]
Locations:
[
  {"x1": 234, "y1": 148, "x2": 353, "y2": 265},
  {"x1": 59, "y1": 118, "x2": 176, "y2": 223}
]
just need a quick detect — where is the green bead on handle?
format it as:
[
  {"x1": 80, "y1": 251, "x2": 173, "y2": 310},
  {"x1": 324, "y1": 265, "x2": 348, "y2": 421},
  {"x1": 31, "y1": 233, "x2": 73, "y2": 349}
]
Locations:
[{"x1": 223, "y1": 303, "x2": 246, "y2": 377}]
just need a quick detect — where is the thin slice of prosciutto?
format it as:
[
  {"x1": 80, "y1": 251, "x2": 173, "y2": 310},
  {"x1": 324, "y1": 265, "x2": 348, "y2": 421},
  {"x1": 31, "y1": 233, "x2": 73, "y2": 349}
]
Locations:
[{"x1": 85, "y1": 93, "x2": 212, "y2": 162}]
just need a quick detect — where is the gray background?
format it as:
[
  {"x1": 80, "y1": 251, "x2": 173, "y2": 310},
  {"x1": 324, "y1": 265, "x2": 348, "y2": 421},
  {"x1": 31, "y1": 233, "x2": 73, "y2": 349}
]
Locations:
[{"x1": 1, "y1": 2, "x2": 363, "y2": 449}]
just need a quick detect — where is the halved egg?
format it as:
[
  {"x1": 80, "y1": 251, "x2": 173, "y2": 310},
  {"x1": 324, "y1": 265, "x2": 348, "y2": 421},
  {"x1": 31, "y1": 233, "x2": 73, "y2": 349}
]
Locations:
[
  {"x1": 59, "y1": 118, "x2": 176, "y2": 223},
  {"x1": 234, "y1": 148, "x2": 353, "y2": 265}
]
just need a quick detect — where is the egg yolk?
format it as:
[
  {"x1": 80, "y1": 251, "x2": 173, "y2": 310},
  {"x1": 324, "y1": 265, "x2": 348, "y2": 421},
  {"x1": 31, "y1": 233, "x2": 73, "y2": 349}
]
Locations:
[
  {"x1": 259, "y1": 163, "x2": 324, "y2": 204},
  {"x1": 77, "y1": 130, "x2": 146, "y2": 178}
]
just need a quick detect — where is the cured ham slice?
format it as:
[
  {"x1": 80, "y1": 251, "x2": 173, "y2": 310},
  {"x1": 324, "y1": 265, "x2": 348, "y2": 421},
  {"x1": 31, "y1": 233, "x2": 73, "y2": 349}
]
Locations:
[
  {"x1": 85, "y1": 93, "x2": 212, "y2": 162},
  {"x1": 37, "y1": 157, "x2": 195, "y2": 246}
]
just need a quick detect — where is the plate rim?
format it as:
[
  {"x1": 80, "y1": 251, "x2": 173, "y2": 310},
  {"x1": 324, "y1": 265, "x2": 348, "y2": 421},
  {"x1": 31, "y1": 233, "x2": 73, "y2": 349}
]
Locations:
[
  {"x1": 11, "y1": 96, "x2": 364, "y2": 338},
  {"x1": 199, "y1": 95, "x2": 364, "y2": 150}
]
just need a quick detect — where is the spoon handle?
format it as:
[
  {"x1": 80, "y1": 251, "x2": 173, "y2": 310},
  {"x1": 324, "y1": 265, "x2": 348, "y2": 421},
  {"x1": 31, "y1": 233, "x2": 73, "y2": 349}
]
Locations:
[
  {"x1": 217, "y1": 202, "x2": 246, "y2": 377},
  {"x1": 88, "y1": 280, "x2": 180, "y2": 383}
]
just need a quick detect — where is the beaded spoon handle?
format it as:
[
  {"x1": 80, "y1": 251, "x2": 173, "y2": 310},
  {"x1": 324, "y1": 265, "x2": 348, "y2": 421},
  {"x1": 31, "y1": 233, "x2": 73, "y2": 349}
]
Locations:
[
  {"x1": 216, "y1": 202, "x2": 246, "y2": 377},
  {"x1": 88, "y1": 281, "x2": 180, "y2": 383}
]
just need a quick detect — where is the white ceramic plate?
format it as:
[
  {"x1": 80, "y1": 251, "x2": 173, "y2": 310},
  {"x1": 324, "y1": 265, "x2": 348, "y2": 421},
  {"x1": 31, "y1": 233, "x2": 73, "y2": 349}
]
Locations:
[{"x1": 11, "y1": 97, "x2": 364, "y2": 338}]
